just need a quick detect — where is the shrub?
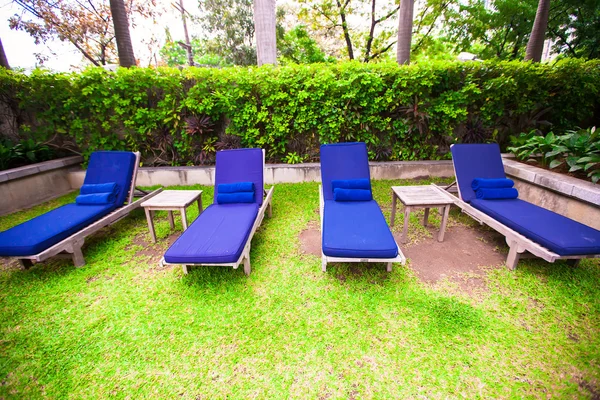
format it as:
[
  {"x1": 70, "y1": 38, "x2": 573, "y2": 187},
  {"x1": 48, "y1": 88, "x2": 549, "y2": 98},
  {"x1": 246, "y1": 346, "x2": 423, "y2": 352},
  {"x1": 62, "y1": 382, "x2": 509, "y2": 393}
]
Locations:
[
  {"x1": 0, "y1": 138, "x2": 55, "y2": 171},
  {"x1": 508, "y1": 127, "x2": 600, "y2": 183},
  {"x1": 0, "y1": 59, "x2": 598, "y2": 166}
]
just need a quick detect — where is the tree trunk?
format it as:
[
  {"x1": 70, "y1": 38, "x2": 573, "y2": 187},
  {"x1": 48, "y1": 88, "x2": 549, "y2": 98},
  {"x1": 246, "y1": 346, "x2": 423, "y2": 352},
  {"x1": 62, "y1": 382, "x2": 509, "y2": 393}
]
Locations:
[
  {"x1": 524, "y1": 0, "x2": 551, "y2": 62},
  {"x1": 179, "y1": 0, "x2": 194, "y2": 66},
  {"x1": 0, "y1": 38, "x2": 10, "y2": 69},
  {"x1": 336, "y1": 0, "x2": 354, "y2": 60},
  {"x1": 253, "y1": 0, "x2": 277, "y2": 65},
  {"x1": 396, "y1": 0, "x2": 414, "y2": 64},
  {"x1": 109, "y1": 0, "x2": 136, "y2": 67}
]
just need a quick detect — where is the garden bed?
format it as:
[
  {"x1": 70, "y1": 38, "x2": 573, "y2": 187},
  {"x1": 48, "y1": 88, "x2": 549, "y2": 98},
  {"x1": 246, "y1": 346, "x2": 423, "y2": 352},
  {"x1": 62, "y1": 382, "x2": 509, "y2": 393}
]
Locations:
[{"x1": 1, "y1": 179, "x2": 599, "y2": 398}]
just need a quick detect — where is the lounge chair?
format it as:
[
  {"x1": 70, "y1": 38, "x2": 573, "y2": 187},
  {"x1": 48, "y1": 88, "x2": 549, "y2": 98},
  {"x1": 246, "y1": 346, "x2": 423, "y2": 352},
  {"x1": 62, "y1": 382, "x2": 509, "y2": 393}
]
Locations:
[
  {"x1": 161, "y1": 148, "x2": 274, "y2": 276},
  {"x1": 319, "y1": 142, "x2": 405, "y2": 272},
  {"x1": 446, "y1": 143, "x2": 600, "y2": 269},
  {"x1": 0, "y1": 151, "x2": 161, "y2": 268}
]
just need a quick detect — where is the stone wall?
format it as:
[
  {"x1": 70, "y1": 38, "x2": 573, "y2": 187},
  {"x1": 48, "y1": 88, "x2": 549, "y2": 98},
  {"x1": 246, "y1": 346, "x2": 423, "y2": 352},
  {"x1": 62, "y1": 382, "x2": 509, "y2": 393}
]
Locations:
[{"x1": 0, "y1": 156, "x2": 82, "y2": 216}]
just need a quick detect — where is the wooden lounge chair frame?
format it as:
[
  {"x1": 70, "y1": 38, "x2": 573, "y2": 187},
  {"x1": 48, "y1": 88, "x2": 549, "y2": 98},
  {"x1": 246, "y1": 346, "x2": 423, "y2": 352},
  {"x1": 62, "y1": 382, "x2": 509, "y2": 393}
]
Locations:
[
  {"x1": 12, "y1": 152, "x2": 162, "y2": 269},
  {"x1": 160, "y1": 151, "x2": 274, "y2": 276},
  {"x1": 319, "y1": 185, "x2": 406, "y2": 272},
  {"x1": 434, "y1": 151, "x2": 600, "y2": 270}
]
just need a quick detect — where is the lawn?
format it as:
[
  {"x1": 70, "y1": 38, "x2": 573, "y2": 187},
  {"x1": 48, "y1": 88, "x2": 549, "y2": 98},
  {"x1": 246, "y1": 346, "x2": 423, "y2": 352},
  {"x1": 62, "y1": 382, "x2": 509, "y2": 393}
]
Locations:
[{"x1": 0, "y1": 179, "x2": 599, "y2": 399}]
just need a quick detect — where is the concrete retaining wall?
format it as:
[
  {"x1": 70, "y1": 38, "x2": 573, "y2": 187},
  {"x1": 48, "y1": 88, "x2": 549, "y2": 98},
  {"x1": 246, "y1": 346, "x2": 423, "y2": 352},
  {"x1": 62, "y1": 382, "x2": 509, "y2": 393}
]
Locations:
[
  {"x1": 68, "y1": 160, "x2": 457, "y2": 187},
  {"x1": 0, "y1": 156, "x2": 82, "y2": 216}
]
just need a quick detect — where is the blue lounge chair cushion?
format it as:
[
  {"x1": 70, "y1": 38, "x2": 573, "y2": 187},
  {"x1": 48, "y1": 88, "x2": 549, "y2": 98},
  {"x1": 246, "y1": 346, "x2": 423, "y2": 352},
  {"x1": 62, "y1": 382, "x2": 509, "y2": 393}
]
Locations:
[
  {"x1": 83, "y1": 151, "x2": 137, "y2": 206},
  {"x1": 333, "y1": 188, "x2": 373, "y2": 202},
  {"x1": 76, "y1": 192, "x2": 117, "y2": 205},
  {"x1": 471, "y1": 198, "x2": 600, "y2": 256},
  {"x1": 216, "y1": 192, "x2": 255, "y2": 204},
  {"x1": 451, "y1": 144, "x2": 506, "y2": 203},
  {"x1": 475, "y1": 188, "x2": 519, "y2": 200},
  {"x1": 214, "y1": 149, "x2": 264, "y2": 206},
  {"x1": 321, "y1": 143, "x2": 371, "y2": 201},
  {"x1": 218, "y1": 182, "x2": 255, "y2": 193},
  {"x1": 0, "y1": 204, "x2": 115, "y2": 257},
  {"x1": 80, "y1": 182, "x2": 118, "y2": 195},
  {"x1": 164, "y1": 203, "x2": 259, "y2": 264},
  {"x1": 332, "y1": 179, "x2": 371, "y2": 190},
  {"x1": 322, "y1": 200, "x2": 398, "y2": 258},
  {"x1": 471, "y1": 178, "x2": 514, "y2": 191}
]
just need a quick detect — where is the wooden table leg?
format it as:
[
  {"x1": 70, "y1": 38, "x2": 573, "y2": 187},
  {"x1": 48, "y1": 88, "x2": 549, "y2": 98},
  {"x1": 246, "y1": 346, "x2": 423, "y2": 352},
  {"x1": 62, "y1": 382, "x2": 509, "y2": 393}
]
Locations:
[
  {"x1": 423, "y1": 208, "x2": 430, "y2": 227},
  {"x1": 197, "y1": 197, "x2": 203, "y2": 214},
  {"x1": 167, "y1": 211, "x2": 175, "y2": 229},
  {"x1": 144, "y1": 208, "x2": 157, "y2": 243},
  {"x1": 402, "y1": 206, "x2": 411, "y2": 243},
  {"x1": 437, "y1": 205, "x2": 451, "y2": 242},
  {"x1": 390, "y1": 192, "x2": 397, "y2": 226},
  {"x1": 181, "y1": 207, "x2": 189, "y2": 230}
]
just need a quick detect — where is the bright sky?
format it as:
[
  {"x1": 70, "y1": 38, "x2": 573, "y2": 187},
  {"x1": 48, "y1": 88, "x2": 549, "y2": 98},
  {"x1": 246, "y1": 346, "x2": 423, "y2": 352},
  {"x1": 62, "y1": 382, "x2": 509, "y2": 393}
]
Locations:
[{"x1": 0, "y1": 0, "x2": 201, "y2": 72}]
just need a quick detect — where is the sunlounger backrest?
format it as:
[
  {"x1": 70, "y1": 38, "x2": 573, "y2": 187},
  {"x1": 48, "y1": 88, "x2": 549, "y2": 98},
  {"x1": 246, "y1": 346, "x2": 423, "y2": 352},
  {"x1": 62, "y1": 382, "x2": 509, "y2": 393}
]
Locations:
[
  {"x1": 451, "y1": 143, "x2": 506, "y2": 203},
  {"x1": 214, "y1": 148, "x2": 265, "y2": 206},
  {"x1": 320, "y1": 142, "x2": 371, "y2": 201},
  {"x1": 83, "y1": 151, "x2": 137, "y2": 206}
]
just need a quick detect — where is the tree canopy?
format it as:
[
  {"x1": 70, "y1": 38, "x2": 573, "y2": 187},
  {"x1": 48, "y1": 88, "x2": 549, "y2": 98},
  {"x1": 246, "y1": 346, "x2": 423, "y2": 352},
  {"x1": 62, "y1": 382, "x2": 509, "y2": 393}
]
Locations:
[{"x1": 9, "y1": 0, "x2": 159, "y2": 66}]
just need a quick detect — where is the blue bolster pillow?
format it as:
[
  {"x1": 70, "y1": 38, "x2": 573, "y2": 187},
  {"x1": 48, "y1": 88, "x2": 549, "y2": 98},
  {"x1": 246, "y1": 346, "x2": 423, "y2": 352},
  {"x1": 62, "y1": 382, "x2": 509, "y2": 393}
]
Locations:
[
  {"x1": 80, "y1": 182, "x2": 118, "y2": 195},
  {"x1": 333, "y1": 188, "x2": 373, "y2": 202},
  {"x1": 475, "y1": 188, "x2": 519, "y2": 200},
  {"x1": 218, "y1": 182, "x2": 255, "y2": 193},
  {"x1": 76, "y1": 192, "x2": 117, "y2": 205},
  {"x1": 217, "y1": 192, "x2": 255, "y2": 204},
  {"x1": 332, "y1": 178, "x2": 371, "y2": 190},
  {"x1": 471, "y1": 178, "x2": 514, "y2": 191}
]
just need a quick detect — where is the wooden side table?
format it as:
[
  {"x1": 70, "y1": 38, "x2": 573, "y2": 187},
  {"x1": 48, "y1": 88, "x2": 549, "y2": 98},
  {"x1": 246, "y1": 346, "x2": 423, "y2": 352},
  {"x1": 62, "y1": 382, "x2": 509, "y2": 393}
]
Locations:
[
  {"x1": 391, "y1": 185, "x2": 454, "y2": 243},
  {"x1": 140, "y1": 190, "x2": 203, "y2": 242}
]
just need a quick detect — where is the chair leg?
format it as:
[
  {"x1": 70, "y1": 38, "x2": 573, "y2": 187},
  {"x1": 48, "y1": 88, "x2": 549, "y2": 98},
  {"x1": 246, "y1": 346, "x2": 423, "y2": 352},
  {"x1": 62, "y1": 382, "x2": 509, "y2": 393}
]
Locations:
[
  {"x1": 567, "y1": 259, "x2": 581, "y2": 267},
  {"x1": 321, "y1": 256, "x2": 327, "y2": 272},
  {"x1": 506, "y1": 243, "x2": 520, "y2": 271},
  {"x1": 243, "y1": 256, "x2": 251, "y2": 276},
  {"x1": 386, "y1": 262, "x2": 392, "y2": 272},
  {"x1": 72, "y1": 245, "x2": 85, "y2": 268},
  {"x1": 18, "y1": 259, "x2": 33, "y2": 269},
  {"x1": 182, "y1": 265, "x2": 189, "y2": 275}
]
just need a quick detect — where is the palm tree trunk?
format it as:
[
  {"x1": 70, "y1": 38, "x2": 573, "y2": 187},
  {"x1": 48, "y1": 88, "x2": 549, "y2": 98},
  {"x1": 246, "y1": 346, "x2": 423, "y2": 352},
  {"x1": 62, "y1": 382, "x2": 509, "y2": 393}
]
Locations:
[
  {"x1": 0, "y1": 38, "x2": 10, "y2": 69},
  {"x1": 109, "y1": 0, "x2": 136, "y2": 67},
  {"x1": 254, "y1": 0, "x2": 277, "y2": 65},
  {"x1": 524, "y1": 0, "x2": 551, "y2": 62},
  {"x1": 396, "y1": 0, "x2": 414, "y2": 64}
]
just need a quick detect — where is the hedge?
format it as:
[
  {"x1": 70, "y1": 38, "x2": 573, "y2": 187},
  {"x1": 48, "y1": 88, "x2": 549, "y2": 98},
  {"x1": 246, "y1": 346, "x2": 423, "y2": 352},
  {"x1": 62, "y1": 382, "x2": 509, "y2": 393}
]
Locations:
[{"x1": 0, "y1": 59, "x2": 598, "y2": 165}]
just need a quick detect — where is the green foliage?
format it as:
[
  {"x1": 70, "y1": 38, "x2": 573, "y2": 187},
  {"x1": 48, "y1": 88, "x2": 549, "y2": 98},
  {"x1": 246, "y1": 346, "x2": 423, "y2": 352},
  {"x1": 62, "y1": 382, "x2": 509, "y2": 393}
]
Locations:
[
  {"x1": 277, "y1": 25, "x2": 334, "y2": 65},
  {"x1": 412, "y1": 0, "x2": 600, "y2": 61},
  {"x1": 0, "y1": 138, "x2": 54, "y2": 171},
  {"x1": 508, "y1": 127, "x2": 600, "y2": 183},
  {"x1": 199, "y1": 0, "x2": 257, "y2": 66},
  {"x1": 1, "y1": 59, "x2": 599, "y2": 166},
  {"x1": 159, "y1": 39, "x2": 232, "y2": 68}
]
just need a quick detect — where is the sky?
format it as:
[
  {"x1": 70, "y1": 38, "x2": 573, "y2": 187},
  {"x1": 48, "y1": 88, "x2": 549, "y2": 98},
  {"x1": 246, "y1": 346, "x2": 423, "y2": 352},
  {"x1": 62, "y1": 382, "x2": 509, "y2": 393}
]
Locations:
[{"x1": 0, "y1": 0, "x2": 200, "y2": 72}]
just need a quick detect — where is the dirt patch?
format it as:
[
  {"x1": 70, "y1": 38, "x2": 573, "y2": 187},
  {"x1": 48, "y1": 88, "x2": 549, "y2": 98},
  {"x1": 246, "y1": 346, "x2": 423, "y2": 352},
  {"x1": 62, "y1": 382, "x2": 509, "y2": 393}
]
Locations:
[
  {"x1": 134, "y1": 233, "x2": 179, "y2": 262},
  {"x1": 0, "y1": 257, "x2": 22, "y2": 271},
  {"x1": 575, "y1": 376, "x2": 600, "y2": 400},
  {"x1": 299, "y1": 221, "x2": 321, "y2": 257},
  {"x1": 298, "y1": 220, "x2": 506, "y2": 291},
  {"x1": 400, "y1": 224, "x2": 506, "y2": 288}
]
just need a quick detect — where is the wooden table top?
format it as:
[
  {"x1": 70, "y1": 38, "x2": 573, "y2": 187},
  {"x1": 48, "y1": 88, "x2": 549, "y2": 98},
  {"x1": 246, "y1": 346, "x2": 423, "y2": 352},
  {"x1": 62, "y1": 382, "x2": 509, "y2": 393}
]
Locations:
[
  {"x1": 391, "y1": 185, "x2": 454, "y2": 206},
  {"x1": 140, "y1": 190, "x2": 202, "y2": 208}
]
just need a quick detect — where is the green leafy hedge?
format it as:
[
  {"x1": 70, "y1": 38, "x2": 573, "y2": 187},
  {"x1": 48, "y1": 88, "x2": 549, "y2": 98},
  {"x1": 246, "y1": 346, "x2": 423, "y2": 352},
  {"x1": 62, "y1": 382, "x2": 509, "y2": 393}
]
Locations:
[{"x1": 0, "y1": 59, "x2": 598, "y2": 165}]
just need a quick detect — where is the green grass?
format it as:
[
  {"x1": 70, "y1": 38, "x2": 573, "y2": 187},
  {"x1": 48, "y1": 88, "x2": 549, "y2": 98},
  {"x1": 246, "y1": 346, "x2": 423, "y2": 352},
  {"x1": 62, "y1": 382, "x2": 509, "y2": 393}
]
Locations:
[{"x1": 1, "y1": 179, "x2": 599, "y2": 399}]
